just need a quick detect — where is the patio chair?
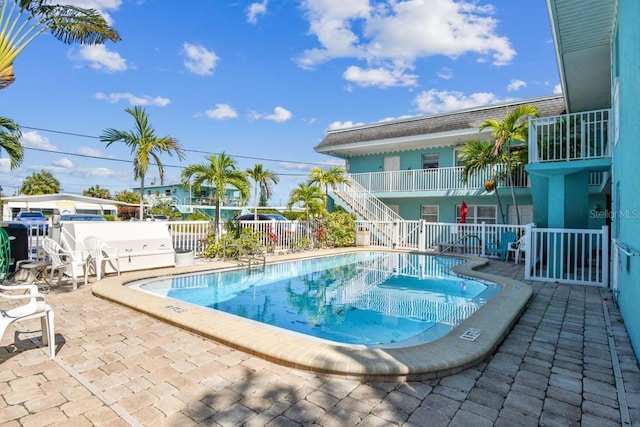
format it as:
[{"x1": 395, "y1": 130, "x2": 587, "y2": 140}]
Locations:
[
  {"x1": 82, "y1": 236, "x2": 120, "y2": 281},
  {"x1": 42, "y1": 238, "x2": 88, "y2": 290},
  {"x1": 487, "y1": 231, "x2": 517, "y2": 261},
  {"x1": 0, "y1": 284, "x2": 55, "y2": 358},
  {"x1": 507, "y1": 235, "x2": 527, "y2": 264}
]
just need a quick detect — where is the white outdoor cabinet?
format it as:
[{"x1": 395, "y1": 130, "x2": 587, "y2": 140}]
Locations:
[{"x1": 55, "y1": 221, "x2": 176, "y2": 273}]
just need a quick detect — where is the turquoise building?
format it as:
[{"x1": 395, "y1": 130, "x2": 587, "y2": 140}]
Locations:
[
  {"x1": 316, "y1": 0, "x2": 640, "y2": 361},
  {"x1": 132, "y1": 182, "x2": 243, "y2": 220}
]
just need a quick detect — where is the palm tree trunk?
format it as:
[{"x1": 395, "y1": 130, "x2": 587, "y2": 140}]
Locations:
[
  {"x1": 254, "y1": 185, "x2": 258, "y2": 220},
  {"x1": 214, "y1": 198, "x2": 221, "y2": 239},
  {"x1": 494, "y1": 188, "x2": 506, "y2": 224},
  {"x1": 139, "y1": 175, "x2": 145, "y2": 221},
  {"x1": 506, "y1": 156, "x2": 521, "y2": 225}
]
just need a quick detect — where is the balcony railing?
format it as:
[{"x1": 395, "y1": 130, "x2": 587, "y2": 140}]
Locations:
[
  {"x1": 529, "y1": 109, "x2": 611, "y2": 163},
  {"x1": 349, "y1": 165, "x2": 528, "y2": 194}
]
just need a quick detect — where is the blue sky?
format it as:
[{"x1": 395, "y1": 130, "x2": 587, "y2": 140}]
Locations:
[{"x1": 1, "y1": 0, "x2": 560, "y2": 206}]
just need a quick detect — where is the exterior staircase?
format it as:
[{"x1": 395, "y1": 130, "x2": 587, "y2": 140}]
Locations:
[{"x1": 331, "y1": 175, "x2": 402, "y2": 246}]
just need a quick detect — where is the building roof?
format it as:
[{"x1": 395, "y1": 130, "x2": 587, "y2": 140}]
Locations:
[
  {"x1": 547, "y1": 0, "x2": 615, "y2": 112},
  {"x1": 315, "y1": 95, "x2": 566, "y2": 157}
]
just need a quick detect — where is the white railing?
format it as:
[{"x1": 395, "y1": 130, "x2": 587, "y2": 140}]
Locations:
[
  {"x1": 232, "y1": 219, "x2": 314, "y2": 254},
  {"x1": 525, "y1": 224, "x2": 609, "y2": 286},
  {"x1": 349, "y1": 165, "x2": 528, "y2": 193},
  {"x1": 333, "y1": 176, "x2": 403, "y2": 223},
  {"x1": 529, "y1": 109, "x2": 611, "y2": 163},
  {"x1": 356, "y1": 220, "x2": 527, "y2": 255},
  {"x1": 166, "y1": 221, "x2": 213, "y2": 255}
]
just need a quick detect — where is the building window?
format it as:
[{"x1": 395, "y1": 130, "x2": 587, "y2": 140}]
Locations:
[
  {"x1": 421, "y1": 205, "x2": 439, "y2": 222},
  {"x1": 456, "y1": 204, "x2": 496, "y2": 224},
  {"x1": 454, "y1": 149, "x2": 466, "y2": 167},
  {"x1": 422, "y1": 153, "x2": 439, "y2": 169}
]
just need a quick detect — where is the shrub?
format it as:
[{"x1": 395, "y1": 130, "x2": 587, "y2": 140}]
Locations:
[{"x1": 325, "y1": 211, "x2": 356, "y2": 247}]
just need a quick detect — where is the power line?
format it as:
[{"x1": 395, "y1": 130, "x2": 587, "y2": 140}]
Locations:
[{"x1": 20, "y1": 125, "x2": 332, "y2": 167}]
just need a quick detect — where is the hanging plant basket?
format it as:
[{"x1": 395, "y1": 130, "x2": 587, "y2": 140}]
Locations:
[{"x1": 484, "y1": 179, "x2": 497, "y2": 192}]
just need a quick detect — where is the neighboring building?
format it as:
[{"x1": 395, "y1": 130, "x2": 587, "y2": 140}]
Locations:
[
  {"x1": 131, "y1": 182, "x2": 243, "y2": 221},
  {"x1": 315, "y1": 0, "x2": 640, "y2": 361},
  {"x1": 1, "y1": 193, "x2": 124, "y2": 221}
]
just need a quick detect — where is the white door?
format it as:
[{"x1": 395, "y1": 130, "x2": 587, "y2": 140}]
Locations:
[{"x1": 384, "y1": 156, "x2": 400, "y2": 191}]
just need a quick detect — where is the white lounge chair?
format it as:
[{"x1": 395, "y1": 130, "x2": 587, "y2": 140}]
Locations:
[
  {"x1": 42, "y1": 238, "x2": 88, "y2": 290},
  {"x1": 0, "y1": 284, "x2": 55, "y2": 358},
  {"x1": 82, "y1": 236, "x2": 120, "y2": 281}
]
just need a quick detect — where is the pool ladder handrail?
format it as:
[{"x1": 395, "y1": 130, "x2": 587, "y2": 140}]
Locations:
[
  {"x1": 435, "y1": 234, "x2": 482, "y2": 257},
  {"x1": 223, "y1": 237, "x2": 266, "y2": 271}
]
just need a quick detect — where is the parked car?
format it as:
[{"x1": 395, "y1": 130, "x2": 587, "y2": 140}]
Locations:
[
  {"x1": 14, "y1": 210, "x2": 48, "y2": 234},
  {"x1": 60, "y1": 214, "x2": 107, "y2": 221}
]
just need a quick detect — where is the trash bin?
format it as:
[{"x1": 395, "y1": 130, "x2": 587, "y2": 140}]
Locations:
[
  {"x1": 2, "y1": 222, "x2": 30, "y2": 272},
  {"x1": 175, "y1": 248, "x2": 194, "y2": 267},
  {"x1": 355, "y1": 227, "x2": 370, "y2": 247}
]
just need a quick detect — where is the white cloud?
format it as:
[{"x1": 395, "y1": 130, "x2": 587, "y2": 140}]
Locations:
[
  {"x1": 327, "y1": 121, "x2": 365, "y2": 131},
  {"x1": 58, "y1": 0, "x2": 122, "y2": 24},
  {"x1": 507, "y1": 79, "x2": 527, "y2": 92},
  {"x1": 71, "y1": 44, "x2": 127, "y2": 72},
  {"x1": 182, "y1": 43, "x2": 219, "y2": 76},
  {"x1": 343, "y1": 66, "x2": 417, "y2": 87},
  {"x1": 78, "y1": 146, "x2": 103, "y2": 157},
  {"x1": 297, "y1": 0, "x2": 515, "y2": 87},
  {"x1": 553, "y1": 83, "x2": 562, "y2": 94},
  {"x1": 200, "y1": 104, "x2": 238, "y2": 120},
  {"x1": 95, "y1": 92, "x2": 170, "y2": 107},
  {"x1": 413, "y1": 89, "x2": 505, "y2": 114},
  {"x1": 438, "y1": 67, "x2": 453, "y2": 80},
  {"x1": 251, "y1": 106, "x2": 292, "y2": 122},
  {"x1": 53, "y1": 158, "x2": 74, "y2": 168},
  {"x1": 247, "y1": 1, "x2": 268, "y2": 24},
  {"x1": 21, "y1": 131, "x2": 57, "y2": 150},
  {"x1": 0, "y1": 158, "x2": 11, "y2": 174}
]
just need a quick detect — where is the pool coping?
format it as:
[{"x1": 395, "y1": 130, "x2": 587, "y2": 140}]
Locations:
[{"x1": 92, "y1": 248, "x2": 532, "y2": 381}]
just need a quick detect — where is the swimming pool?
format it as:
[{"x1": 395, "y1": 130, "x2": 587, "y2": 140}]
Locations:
[{"x1": 130, "y1": 251, "x2": 501, "y2": 347}]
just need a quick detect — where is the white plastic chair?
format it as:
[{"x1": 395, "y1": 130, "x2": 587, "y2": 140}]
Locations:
[
  {"x1": 0, "y1": 284, "x2": 55, "y2": 358},
  {"x1": 507, "y1": 235, "x2": 527, "y2": 264},
  {"x1": 42, "y1": 238, "x2": 88, "y2": 290},
  {"x1": 82, "y1": 236, "x2": 120, "y2": 281}
]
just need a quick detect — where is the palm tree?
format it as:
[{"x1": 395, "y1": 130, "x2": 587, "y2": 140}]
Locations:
[
  {"x1": 480, "y1": 105, "x2": 538, "y2": 225},
  {"x1": 308, "y1": 166, "x2": 348, "y2": 209},
  {"x1": 0, "y1": 116, "x2": 23, "y2": 168},
  {"x1": 83, "y1": 185, "x2": 111, "y2": 199},
  {"x1": 181, "y1": 153, "x2": 249, "y2": 237},
  {"x1": 287, "y1": 183, "x2": 325, "y2": 220},
  {"x1": 101, "y1": 106, "x2": 184, "y2": 220},
  {"x1": 19, "y1": 169, "x2": 60, "y2": 195},
  {"x1": 246, "y1": 164, "x2": 279, "y2": 219},
  {"x1": 459, "y1": 140, "x2": 508, "y2": 224},
  {"x1": 1, "y1": 0, "x2": 120, "y2": 89}
]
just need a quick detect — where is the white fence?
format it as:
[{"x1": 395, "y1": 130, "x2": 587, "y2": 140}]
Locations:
[
  {"x1": 166, "y1": 221, "x2": 212, "y2": 255},
  {"x1": 524, "y1": 224, "x2": 609, "y2": 287},
  {"x1": 356, "y1": 220, "x2": 610, "y2": 287}
]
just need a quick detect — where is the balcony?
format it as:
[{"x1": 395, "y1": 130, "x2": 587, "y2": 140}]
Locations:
[
  {"x1": 349, "y1": 165, "x2": 528, "y2": 194},
  {"x1": 529, "y1": 109, "x2": 611, "y2": 164}
]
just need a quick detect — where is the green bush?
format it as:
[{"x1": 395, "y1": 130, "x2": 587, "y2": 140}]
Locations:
[
  {"x1": 202, "y1": 228, "x2": 265, "y2": 258},
  {"x1": 325, "y1": 211, "x2": 356, "y2": 247},
  {"x1": 103, "y1": 214, "x2": 115, "y2": 221}
]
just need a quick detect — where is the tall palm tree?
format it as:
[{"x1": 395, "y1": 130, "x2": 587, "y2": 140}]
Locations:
[
  {"x1": 83, "y1": 185, "x2": 111, "y2": 199},
  {"x1": 459, "y1": 140, "x2": 508, "y2": 224},
  {"x1": 480, "y1": 105, "x2": 538, "y2": 225},
  {"x1": 0, "y1": 116, "x2": 23, "y2": 169},
  {"x1": 1, "y1": 0, "x2": 120, "y2": 89},
  {"x1": 101, "y1": 106, "x2": 184, "y2": 220},
  {"x1": 19, "y1": 169, "x2": 60, "y2": 195},
  {"x1": 246, "y1": 163, "x2": 279, "y2": 219},
  {"x1": 287, "y1": 183, "x2": 325, "y2": 220},
  {"x1": 181, "y1": 153, "x2": 249, "y2": 237},
  {"x1": 308, "y1": 166, "x2": 348, "y2": 209}
]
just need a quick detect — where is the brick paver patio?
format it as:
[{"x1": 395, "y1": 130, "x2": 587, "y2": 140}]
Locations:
[{"x1": 1, "y1": 259, "x2": 639, "y2": 426}]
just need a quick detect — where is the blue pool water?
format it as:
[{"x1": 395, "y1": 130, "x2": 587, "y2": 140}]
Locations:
[{"x1": 131, "y1": 252, "x2": 501, "y2": 346}]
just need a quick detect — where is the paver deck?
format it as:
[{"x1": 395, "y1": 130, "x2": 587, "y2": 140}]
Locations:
[{"x1": 1, "y1": 254, "x2": 639, "y2": 426}]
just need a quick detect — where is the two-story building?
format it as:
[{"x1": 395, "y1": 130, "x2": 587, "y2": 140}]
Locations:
[{"x1": 132, "y1": 182, "x2": 243, "y2": 221}]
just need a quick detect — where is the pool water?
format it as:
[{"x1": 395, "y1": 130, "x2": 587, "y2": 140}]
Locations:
[{"x1": 132, "y1": 252, "x2": 501, "y2": 346}]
